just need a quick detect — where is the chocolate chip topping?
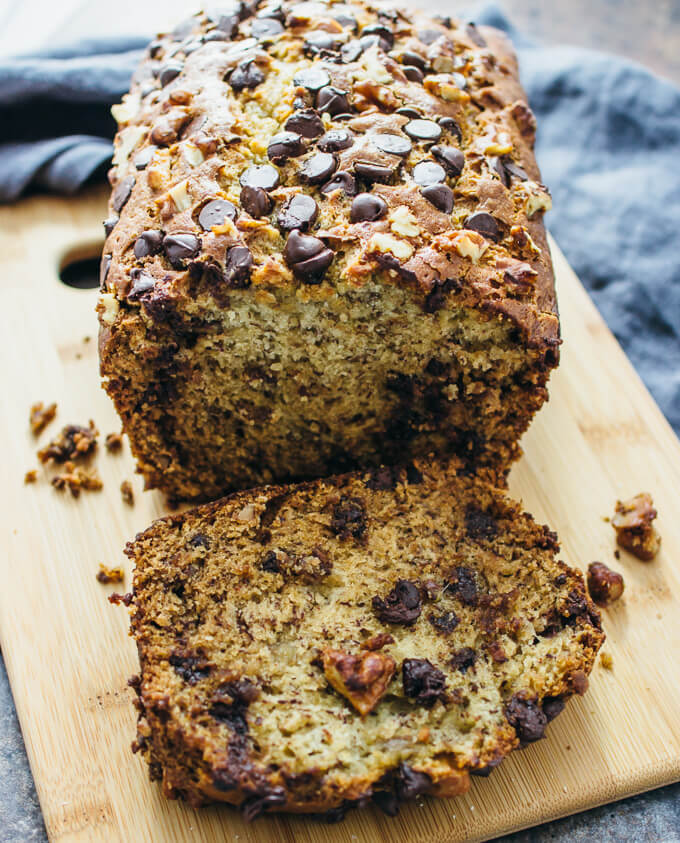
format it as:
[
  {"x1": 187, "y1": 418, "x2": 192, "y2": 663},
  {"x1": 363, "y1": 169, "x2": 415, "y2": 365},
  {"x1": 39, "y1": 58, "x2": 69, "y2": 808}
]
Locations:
[
  {"x1": 334, "y1": 10, "x2": 357, "y2": 29},
  {"x1": 404, "y1": 119, "x2": 441, "y2": 141},
  {"x1": 127, "y1": 268, "x2": 155, "y2": 300},
  {"x1": 340, "y1": 40, "x2": 364, "y2": 63},
  {"x1": 229, "y1": 60, "x2": 265, "y2": 91},
  {"x1": 320, "y1": 170, "x2": 357, "y2": 196},
  {"x1": 542, "y1": 696, "x2": 566, "y2": 722},
  {"x1": 284, "y1": 108, "x2": 324, "y2": 138},
  {"x1": 316, "y1": 86, "x2": 350, "y2": 115},
  {"x1": 402, "y1": 658, "x2": 447, "y2": 707},
  {"x1": 198, "y1": 199, "x2": 238, "y2": 231},
  {"x1": 223, "y1": 245, "x2": 253, "y2": 287},
  {"x1": 421, "y1": 184, "x2": 453, "y2": 213},
  {"x1": 350, "y1": 192, "x2": 387, "y2": 222},
  {"x1": 464, "y1": 211, "x2": 502, "y2": 242},
  {"x1": 103, "y1": 216, "x2": 118, "y2": 237},
  {"x1": 251, "y1": 17, "x2": 284, "y2": 38},
  {"x1": 299, "y1": 152, "x2": 337, "y2": 184},
  {"x1": 505, "y1": 695, "x2": 547, "y2": 743},
  {"x1": 278, "y1": 193, "x2": 318, "y2": 231},
  {"x1": 283, "y1": 229, "x2": 334, "y2": 282},
  {"x1": 438, "y1": 116, "x2": 462, "y2": 141},
  {"x1": 133, "y1": 145, "x2": 157, "y2": 170},
  {"x1": 431, "y1": 144, "x2": 465, "y2": 177},
  {"x1": 304, "y1": 31, "x2": 340, "y2": 55},
  {"x1": 317, "y1": 129, "x2": 354, "y2": 152},
  {"x1": 267, "y1": 131, "x2": 306, "y2": 163},
  {"x1": 293, "y1": 67, "x2": 331, "y2": 91},
  {"x1": 112, "y1": 176, "x2": 135, "y2": 213},
  {"x1": 354, "y1": 161, "x2": 395, "y2": 183},
  {"x1": 361, "y1": 23, "x2": 394, "y2": 49},
  {"x1": 240, "y1": 185, "x2": 273, "y2": 218},
  {"x1": 412, "y1": 160, "x2": 446, "y2": 186},
  {"x1": 372, "y1": 579, "x2": 422, "y2": 625},
  {"x1": 134, "y1": 229, "x2": 164, "y2": 259},
  {"x1": 159, "y1": 61, "x2": 183, "y2": 87},
  {"x1": 403, "y1": 66, "x2": 424, "y2": 82},
  {"x1": 372, "y1": 133, "x2": 412, "y2": 156},
  {"x1": 240, "y1": 163, "x2": 280, "y2": 191},
  {"x1": 163, "y1": 233, "x2": 201, "y2": 268}
]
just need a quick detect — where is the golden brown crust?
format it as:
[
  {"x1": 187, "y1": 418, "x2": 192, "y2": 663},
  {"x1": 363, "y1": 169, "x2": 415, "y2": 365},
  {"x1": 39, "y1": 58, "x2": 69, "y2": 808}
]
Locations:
[{"x1": 126, "y1": 458, "x2": 603, "y2": 819}]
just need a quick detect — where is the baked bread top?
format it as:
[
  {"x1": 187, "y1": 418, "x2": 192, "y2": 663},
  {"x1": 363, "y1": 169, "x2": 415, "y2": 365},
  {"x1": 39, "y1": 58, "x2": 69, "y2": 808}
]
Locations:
[
  {"x1": 100, "y1": 0, "x2": 558, "y2": 351},
  {"x1": 126, "y1": 460, "x2": 603, "y2": 818}
]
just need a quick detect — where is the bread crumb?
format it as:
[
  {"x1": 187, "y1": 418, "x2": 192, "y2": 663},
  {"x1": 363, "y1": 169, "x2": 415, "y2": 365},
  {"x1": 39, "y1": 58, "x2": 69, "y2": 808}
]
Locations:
[
  {"x1": 121, "y1": 480, "x2": 134, "y2": 506},
  {"x1": 51, "y1": 462, "x2": 103, "y2": 497},
  {"x1": 612, "y1": 493, "x2": 660, "y2": 561},
  {"x1": 29, "y1": 402, "x2": 57, "y2": 436},
  {"x1": 105, "y1": 432, "x2": 124, "y2": 453},
  {"x1": 600, "y1": 652, "x2": 613, "y2": 670},
  {"x1": 24, "y1": 469, "x2": 38, "y2": 484},
  {"x1": 38, "y1": 421, "x2": 98, "y2": 464},
  {"x1": 97, "y1": 564, "x2": 124, "y2": 584}
]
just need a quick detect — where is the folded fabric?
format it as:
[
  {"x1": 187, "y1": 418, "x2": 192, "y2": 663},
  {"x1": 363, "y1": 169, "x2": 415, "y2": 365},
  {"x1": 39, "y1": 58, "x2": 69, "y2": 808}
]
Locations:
[{"x1": 0, "y1": 3, "x2": 678, "y2": 436}]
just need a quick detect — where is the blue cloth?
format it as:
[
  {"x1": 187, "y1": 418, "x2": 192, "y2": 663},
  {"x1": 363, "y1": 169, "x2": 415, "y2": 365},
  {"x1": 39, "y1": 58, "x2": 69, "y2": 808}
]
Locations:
[{"x1": 0, "y1": 5, "x2": 678, "y2": 433}]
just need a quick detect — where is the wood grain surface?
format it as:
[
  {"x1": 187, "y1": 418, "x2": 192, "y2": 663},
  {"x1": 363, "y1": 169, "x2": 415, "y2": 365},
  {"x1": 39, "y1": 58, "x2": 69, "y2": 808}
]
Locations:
[{"x1": 1, "y1": 186, "x2": 679, "y2": 842}]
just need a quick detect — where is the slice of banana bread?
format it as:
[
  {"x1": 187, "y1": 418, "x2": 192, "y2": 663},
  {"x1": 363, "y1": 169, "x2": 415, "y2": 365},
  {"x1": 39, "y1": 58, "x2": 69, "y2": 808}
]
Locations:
[
  {"x1": 98, "y1": 0, "x2": 558, "y2": 500},
  {"x1": 125, "y1": 459, "x2": 603, "y2": 819}
]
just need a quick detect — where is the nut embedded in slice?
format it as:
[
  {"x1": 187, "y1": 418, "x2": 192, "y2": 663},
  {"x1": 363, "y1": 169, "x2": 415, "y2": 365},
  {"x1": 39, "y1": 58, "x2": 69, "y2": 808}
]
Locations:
[{"x1": 322, "y1": 648, "x2": 396, "y2": 715}]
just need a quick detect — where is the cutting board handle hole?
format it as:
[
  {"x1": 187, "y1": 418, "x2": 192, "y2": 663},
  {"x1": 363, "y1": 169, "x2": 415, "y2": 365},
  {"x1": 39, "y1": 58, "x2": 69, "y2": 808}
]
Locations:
[{"x1": 59, "y1": 241, "x2": 104, "y2": 290}]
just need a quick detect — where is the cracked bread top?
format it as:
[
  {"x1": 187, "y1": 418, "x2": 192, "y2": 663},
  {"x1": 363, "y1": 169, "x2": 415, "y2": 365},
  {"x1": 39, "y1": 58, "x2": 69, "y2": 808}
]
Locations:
[{"x1": 99, "y1": 0, "x2": 558, "y2": 350}]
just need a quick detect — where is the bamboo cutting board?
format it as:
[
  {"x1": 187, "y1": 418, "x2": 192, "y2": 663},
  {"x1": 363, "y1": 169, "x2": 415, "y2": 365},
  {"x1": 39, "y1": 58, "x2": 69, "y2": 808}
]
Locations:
[{"x1": 1, "y1": 185, "x2": 679, "y2": 843}]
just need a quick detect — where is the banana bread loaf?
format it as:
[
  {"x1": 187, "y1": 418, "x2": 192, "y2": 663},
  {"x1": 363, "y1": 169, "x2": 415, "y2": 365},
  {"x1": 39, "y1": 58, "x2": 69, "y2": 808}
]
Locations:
[
  {"x1": 98, "y1": 0, "x2": 559, "y2": 500},
  {"x1": 125, "y1": 458, "x2": 603, "y2": 818}
]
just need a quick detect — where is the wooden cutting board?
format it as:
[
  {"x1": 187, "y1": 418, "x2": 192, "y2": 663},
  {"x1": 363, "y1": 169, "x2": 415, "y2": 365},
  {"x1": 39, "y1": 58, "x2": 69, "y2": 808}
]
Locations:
[{"x1": 1, "y1": 185, "x2": 679, "y2": 843}]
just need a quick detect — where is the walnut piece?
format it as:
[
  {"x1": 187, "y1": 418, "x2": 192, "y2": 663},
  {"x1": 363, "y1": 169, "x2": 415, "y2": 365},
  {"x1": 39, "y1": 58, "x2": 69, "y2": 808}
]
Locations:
[
  {"x1": 51, "y1": 462, "x2": 103, "y2": 498},
  {"x1": 121, "y1": 480, "x2": 135, "y2": 506},
  {"x1": 612, "y1": 493, "x2": 661, "y2": 561},
  {"x1": 105, "y1": 432, "x2": 124, "y2": 453},
  {"x1": 322, "y1": 648, "x2": 396, "y2": 716},
  {"x1": 587, "y1": 562, "x2": 624, "y2": 606},
  {"x1": 97, "y1": 564, "x2": 124, "y2": 584},
  {"x1": 29, "y1": 401, "x2": 57, "y2": 436},
  {"x1": 38, "y1": 421, "x2": 98, "y2": 464}
]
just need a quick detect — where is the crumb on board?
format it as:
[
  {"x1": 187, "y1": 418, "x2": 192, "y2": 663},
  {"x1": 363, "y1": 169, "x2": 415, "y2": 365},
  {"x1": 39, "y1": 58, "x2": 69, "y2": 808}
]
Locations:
[
  {"x1": 29, "y1": 402, "x2": 57, "y2": 436},
  {"x1": 105, "y1": 432, "x2": 124, "y2": 453},
  {"x1": 51, "y1": 462, "x2": 103, "y2": 497},
  {"x1": 587, "y1": 561, "x2": 624, "y2": 607},
  {"x1": 24, "y1": 470, "x2": 38, "y2": 484},
  {"x1": 83, "y1": 336, "x2": 91, "y2": 343},
  {"x1": 97, "y1": 564, "x2": 124, "y2": 584},
  {"x1": 121, "y1": 480, "x2": 134, "y2": 506},
  {"x1": 612, "y1": 493, "x2": 661, "y2": 561},
  {"x1": 38, "y1": 420, "x2": 98, "y2": 464},
  {"x1": 109, "y1": 591, "x2": 133, "y2": 605},
  {"x1": 614, "y1": 549, "x2": 620, "y2": 560},
  {"x1": 600, "y1": 652, "x2": 614, "y2": 670}
]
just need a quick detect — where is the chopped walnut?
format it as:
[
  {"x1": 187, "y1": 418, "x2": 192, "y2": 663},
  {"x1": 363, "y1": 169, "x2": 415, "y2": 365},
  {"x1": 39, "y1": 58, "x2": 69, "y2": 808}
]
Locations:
[
  {"x1": 587, "y1": 562, "x2": 625, "y2": 606},
  {"x1": 121, "y1": 480, "x2": 135, "y2": 506},
  {"x1": 322, "y1": 648, "x2": 396, "y2": 716},
  {"x1": 29, "y1": 402, "x2": 57, "y2": 436},
  {"x1": 38, "y1": 421, "x2": 98, "y2": 464},
  {"x1": 612, "y1": 493, "x2": 661, "y2": 561},
  {"x1": 360, "y1": 632, "x2": 394, "y2": 651},
  {"x1": 600, "y1": 652, "x2": 614, "y2": 670},
  {"x1": 97, "y1": 564, "x2": 124, "y2": 584},
  {"x1": 105, "y1": 432, "x2": 124, "y2": 453},
  {"x1": 24, "y1": 469, "x2": 38, "y2": 484},
  {"x1": 51, "y1": 462, "x2": 103, "y2": 498}
]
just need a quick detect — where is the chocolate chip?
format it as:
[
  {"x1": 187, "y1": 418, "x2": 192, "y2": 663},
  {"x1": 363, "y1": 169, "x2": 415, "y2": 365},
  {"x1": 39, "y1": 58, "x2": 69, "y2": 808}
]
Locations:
[
  {"x1": 240, "y1": 185, "x2": 272, "y2": 218},
  {"x1": 133, "y1": 145, "x2": 157, "y2": 170},
  {"x1": 542, "y1": 696, "x2": 566, "y2": 722},
  {"x1": 320, "y1": 170, "x2": 357, "y2": 196},
  {"x1": 316, "y1": 86, "x2": 350, "y2": 115},
  {"x1": 493, "y1": 156, "x2": 528, "y2": 186},
  {"x1": 449, "y1": 566, "x2": 478, "y2": 606},
  {"x1": 127, "y1": 268, "x2": 155, "y2": 300},
  {"x1": 251, "y1": 17, "x2": 283, "y2": 37},
  {"x1": 134, "y1": 229, "x2": 164, "y2": 259},
  {"x1": 412, "y1": 160, "x2": 446, "y2": 186},
  {"x1": 334, "y1": 10, "x2": 357, "y2": 29},
  {"x1": 450, "y1": 647, "x2": 477, "y2": 673},
  {"x1": 283, "y1": 230, "x2": 334, "y2": 282},
  {"x1": 402, "y1": 658, "x2": 447, "y2": 707},
  {"x1": 350, "y1": 192, "x2": 387, "y2": 222},
  {"x1": 256, "y1": 2, "x2": 285, "y2": 21},
  {"x1": 428, "y1": 610, "x2": 459, "y2": 633},
  {"x1": 372, "y1": 790, "x2": 399, "y2": 817},
  {"x1": 169, "y1": 652, "x2": 210, "y2": 684},
  {"x1": 330, "y1": 495, "x2": 367, "y2": 540},
  {"x1": 267, "y1": 131, "x2": 306, "y2": 163},
  {"x1": 223, "y1": 245, "x2": 253, "y2": 287},
  {"x1": 464, "y1": 211, "x2": 502, "y2": 242},
  {"x1": 293, "y1": 67, "x2": 330, "y2": 91},
  {"x1": 372, "y1": 133, "x2": 412, "y2": 156},
  {"x1": 403, "y1": 66, "x2": 424, "y2": 83},
  {"x1": 229, "y1": 60, "x2": 265, "y2": 91},
  {"x1": 112, "y1": 176, "x2": 135, "y2": 213},
  {"x1": 438, "y1": 116, "x2": 462, "y2": 141},
  {"x1": 304, "y1": 31, "x2": 340, "y2": 55},
  {"x1": 397, "y1": 51, "x2": 427, "y2": 71},
  {"x1": 505, "y1": 695, "x2": 547, "y2": 744},
  {"x1": 340, "y1": 40, "x2": 364, "y2": 63},
  {"x1": 464, "y1": 505, "x2": 498, "y2": 540},
  {"x1": 395, "y1": 763, "x2": 431, "y2": 800},
  {"x1": 299, "y1": 152, "x2": 337, "y2": 184},
  {"x1": 471, "y1": 758, "x2": 503, "y2": 778},
  {"x1": 466, "y1": 22, "x2": 487, "y2": 48},
  {"x1": 431, "y1": 144, "x2": 465, "y2": 177},
  {"x1": 241, "y1": 787, "x2": 286, "y2": 822},
  {"x1": 361, "y1": 23, "x2": 394, "y2": 49},
  {"x1": 421, "y1": 184, "x2": 453, "y2": 213},
  {"x1": 163, "y1": 233, "x2": 201, "y2": 268},
  {"x1": 159, "y1": 62, "x2": 183, "y2": 86},
  {"x1": 318, "y1": 129, "x2": 354, "y2": 152},
  {"x1": 198, "y1": 199, "x2": 238, "y2": 231},
  {"x1": 209, "y1": 6, "x2": 241, "y2": 37},
  {"x1": 372, "y1": 580, "x2": 422, "y2": 625},
  {"x1": 354, "y1": 161, "x2": 396, "y2": 183},
  {"x1": 240, "y1": 163, "x2": 280, "y2": 191},
  {"x1": 103, "y1": 216, "x2": 118, "y2": 237},
  {"x1": 278, "y1": 193, "x2": 318, "y2": 231},
  {"x1": 404, "y1": 119, "x2": 441, "y2": 142},
  {"x1": 284, "y1": 108, "x2": 324, "y2": 138},
  {"x1": 417, "y1": 28, "x2": 442, "y2": 45},
  {"x1": 396, "y1": 106, "x2": 422, "y2": 119}
]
